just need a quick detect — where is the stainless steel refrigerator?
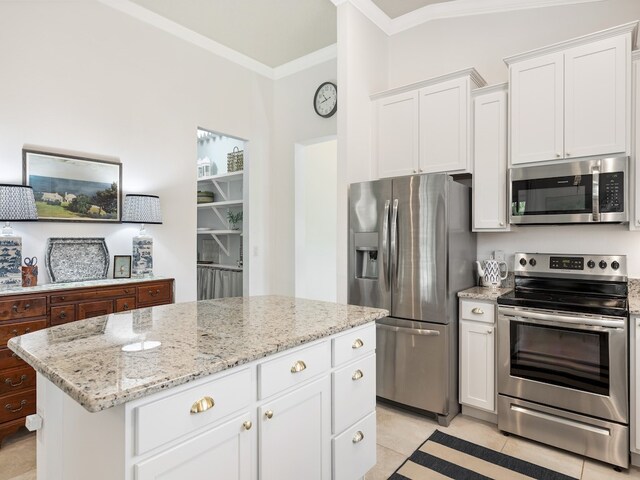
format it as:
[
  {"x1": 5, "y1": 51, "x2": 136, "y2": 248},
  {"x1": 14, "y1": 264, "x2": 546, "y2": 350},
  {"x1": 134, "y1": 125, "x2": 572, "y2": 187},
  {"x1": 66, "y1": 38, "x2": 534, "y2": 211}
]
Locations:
[{"x1": 348, "y1": 174, "x2": 476, "y2": 426}]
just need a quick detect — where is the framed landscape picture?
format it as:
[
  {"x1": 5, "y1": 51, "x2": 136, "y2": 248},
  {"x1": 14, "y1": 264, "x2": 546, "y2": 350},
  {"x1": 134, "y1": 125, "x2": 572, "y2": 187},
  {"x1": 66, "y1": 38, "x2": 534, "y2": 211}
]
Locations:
[{"x1": 23, "y1": 149, "x2": 122, "y2": 222}]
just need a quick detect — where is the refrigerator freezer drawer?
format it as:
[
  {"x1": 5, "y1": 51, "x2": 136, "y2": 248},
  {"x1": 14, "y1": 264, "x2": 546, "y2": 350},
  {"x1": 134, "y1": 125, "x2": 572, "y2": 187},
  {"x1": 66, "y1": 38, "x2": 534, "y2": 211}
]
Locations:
[{"x1": 376, "y1": 318, "x2": 449, "y2": 415}]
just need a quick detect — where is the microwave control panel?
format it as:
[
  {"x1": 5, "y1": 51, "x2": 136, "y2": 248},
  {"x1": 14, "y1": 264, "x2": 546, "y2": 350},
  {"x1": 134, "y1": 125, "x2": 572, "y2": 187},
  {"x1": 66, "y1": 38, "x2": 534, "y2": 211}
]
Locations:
[{"x1": 599, "y1": 172, "x2": 624, "y2": 213}]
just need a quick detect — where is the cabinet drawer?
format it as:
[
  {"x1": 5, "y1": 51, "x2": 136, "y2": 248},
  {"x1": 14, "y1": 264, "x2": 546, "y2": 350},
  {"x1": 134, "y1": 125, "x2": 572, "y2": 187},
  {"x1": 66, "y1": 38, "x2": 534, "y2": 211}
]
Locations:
[
  {"x1": 460, "y1": 300, "x2": 495, "y2": 324},
  {"x1": 0, "y1": 365, "x2": 36, "y2": 396},
  {"x1": 332, "y1": 411, "x2": 376, "y2": 480},
  {"x1": 137, "y1": 283, "x2": 172, "y2": 306},
  {"x1": 0, "y1": 297, "x2": 46, "y2": 321},
  {"x1": 0, "y1": 348, "x2": 26, "y2": 370},
  {"x1": 258, "y1": 340, "x2": 330, "y2": 400},
  {"x1": 115, "y1": 296, "x2": 136, "y2": 313},
  {"x1": 50, "y1": 287, "x2": 136, "y2": 304},
  {"x1": 50, "y1": 305, "x2": 76, "y2": 326},
  {"x1": 0, "y1": 388, "x2": 35, "y2": 424},
  {"x1": 77, "y1": 300, "x2": 114, "y2": 320},
  {"x1": 333, "y1": 353, "x2": 376, "y2": 434},
  {"x1": 0, "y1": 318, "x2": 47, "y2": 348},
  {"x1": 135, "y1": 368, "x2": 252, "y2": 456},
  {"x1": 332, "y1": 323, "x2": 375, "y2": 367}
]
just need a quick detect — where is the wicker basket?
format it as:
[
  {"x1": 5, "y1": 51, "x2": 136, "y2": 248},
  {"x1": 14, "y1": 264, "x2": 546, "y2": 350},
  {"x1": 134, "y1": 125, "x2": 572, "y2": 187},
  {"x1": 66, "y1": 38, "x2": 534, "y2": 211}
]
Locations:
[{"x1": 227, "y1": 146, "x2": 244, "y2": 172}]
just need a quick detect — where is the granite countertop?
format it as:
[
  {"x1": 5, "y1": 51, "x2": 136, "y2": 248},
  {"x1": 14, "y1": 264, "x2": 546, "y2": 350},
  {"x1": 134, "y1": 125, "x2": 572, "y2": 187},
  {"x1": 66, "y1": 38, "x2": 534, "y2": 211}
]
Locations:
[
  {"x1": 0, "y1": 276, "x2": 171, "y2": 297},
  {"x1": 458, "y1": 286, "x2": 512, "y2": 301},
  {"x1": 8, "y1": 296, "x2": 388, "y2": 413},
  {"x1": 628, "y1": 278, "x2": 640, "y2": 315}
]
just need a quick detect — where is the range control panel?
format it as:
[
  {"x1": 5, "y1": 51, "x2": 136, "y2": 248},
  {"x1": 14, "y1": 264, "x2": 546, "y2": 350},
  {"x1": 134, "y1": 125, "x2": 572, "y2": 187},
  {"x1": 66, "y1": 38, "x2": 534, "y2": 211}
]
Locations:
[{"x1": 514, "y1": 253, "x2": 627, "y2": 279}]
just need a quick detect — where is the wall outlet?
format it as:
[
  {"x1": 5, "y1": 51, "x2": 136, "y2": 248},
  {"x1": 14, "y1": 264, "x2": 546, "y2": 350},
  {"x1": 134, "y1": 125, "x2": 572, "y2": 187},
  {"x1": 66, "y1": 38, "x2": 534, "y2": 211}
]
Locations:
[{"x1": 493, "y1": 250, "x2": 505, "y2": 262}]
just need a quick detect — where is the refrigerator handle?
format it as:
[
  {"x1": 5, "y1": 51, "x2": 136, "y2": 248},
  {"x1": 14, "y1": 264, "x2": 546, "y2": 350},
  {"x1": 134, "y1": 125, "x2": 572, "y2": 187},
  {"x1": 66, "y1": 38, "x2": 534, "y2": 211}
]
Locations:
[
  {"x1": 381, "y1": 200, "x2": 390, "y2": 291},
  {"x1": 390, "y1": 198, "x2": 399, "y2": 289}
]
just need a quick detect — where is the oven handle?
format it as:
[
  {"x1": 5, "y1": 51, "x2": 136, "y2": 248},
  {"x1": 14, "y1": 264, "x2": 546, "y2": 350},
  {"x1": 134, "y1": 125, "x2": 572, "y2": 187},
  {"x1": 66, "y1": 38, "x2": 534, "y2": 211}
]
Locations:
[{"x1": 501, "y1": 310, "x2": 625, "y2": 330}]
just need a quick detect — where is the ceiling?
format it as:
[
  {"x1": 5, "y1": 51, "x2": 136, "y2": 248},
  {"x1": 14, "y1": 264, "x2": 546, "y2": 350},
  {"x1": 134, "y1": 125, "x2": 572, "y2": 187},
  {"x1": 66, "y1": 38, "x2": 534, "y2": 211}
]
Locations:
[{"x1": 372, "y1": 0, "x2": 456, "y2": 19}]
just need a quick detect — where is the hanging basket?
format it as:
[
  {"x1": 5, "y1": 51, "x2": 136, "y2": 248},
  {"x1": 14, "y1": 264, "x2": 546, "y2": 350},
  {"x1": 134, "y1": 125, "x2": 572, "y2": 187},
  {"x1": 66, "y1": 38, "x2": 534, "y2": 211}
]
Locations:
[{"x1": 227, "y1": 147, "x2": 244, "y2": 172}]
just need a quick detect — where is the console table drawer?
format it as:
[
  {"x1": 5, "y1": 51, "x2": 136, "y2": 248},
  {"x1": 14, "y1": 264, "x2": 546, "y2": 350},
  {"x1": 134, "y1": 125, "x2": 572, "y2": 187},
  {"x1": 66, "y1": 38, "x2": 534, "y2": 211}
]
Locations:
[
  {"x1": 0, "y1": 365, "x2": 36, "y2": 396},
  {"x1": 0, "y1": 297, "x2": 46, "y2": 321},
  {"x1": 0, "y1": 348, "x2": 26, "y2": 371},
  {"x1": 0, "y1": 388, "x2": 35, "y2": 424},
  {"x1": 50, "y1": 305, "x2": 76, "y2": 326},
  {"x1": 137, "y1": 283, "x2": 172, "y2": 306},
  {"x1": 50, "y1": 287, "x2": 135, "y2": 304},
  {"x1": 0, "y1": 319, "x2": 47, "y2": 348}
]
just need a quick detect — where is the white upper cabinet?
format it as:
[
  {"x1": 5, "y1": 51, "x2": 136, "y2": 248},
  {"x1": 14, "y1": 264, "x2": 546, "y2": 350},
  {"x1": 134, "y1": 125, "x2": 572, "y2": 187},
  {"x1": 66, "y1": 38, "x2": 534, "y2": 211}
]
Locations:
[
  {"x1": 472, "y1": 84, "x2": 509, "y2": 231},
  {"x1": 375, "y1": 91, "x2": 419, "y2": 179},
  {"x1": 506, "y1": 22, "x2": 637, "y2": 166},
  {"x1": 510, "y1": 53, "x2": 564, "y2": 165},
  {"x1": 372, "y1": 69, "x2": 486, "y2": 178},
  {"x1": 633, "y1": 52, "x2": 640, "y2": 231},
  {"x1": 564, "y1": 35, "x2": 628, "y2": 159}
]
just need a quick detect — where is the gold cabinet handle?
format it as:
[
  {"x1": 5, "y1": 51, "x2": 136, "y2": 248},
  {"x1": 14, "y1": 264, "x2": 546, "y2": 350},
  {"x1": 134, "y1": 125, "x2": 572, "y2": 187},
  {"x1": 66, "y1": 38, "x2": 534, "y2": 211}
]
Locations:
[
  {"x1": 352, "y1": 338, "x2": 364, "y2": 349},
  {"x1": 352, "y1": 369, "x2": 364, "y2": 381},
  {"x1": 352, "y1": 431, "x2": 364, "y2": 443},
  {"x1": 290, "y1": 360, "x2": 307, "y2": 373},
  {"x1": 243, "y1": 420, "x2": 252, "y2": 430},
  {"x1": 471, "y1": 307, "x2": 484, "y2": 315},
  {"x1": 265, "y1": 410, "x2": 274, "y2": 419},
  {"x1": 190, "y1": 396, "x2": 214, "y2": 414}
]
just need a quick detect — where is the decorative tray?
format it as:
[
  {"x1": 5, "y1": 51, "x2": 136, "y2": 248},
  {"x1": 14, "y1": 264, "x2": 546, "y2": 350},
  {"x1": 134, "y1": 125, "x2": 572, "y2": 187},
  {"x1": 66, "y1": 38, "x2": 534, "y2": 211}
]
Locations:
[{"x1": 45, "y1": 238, "x2": 110, "y2": 283}]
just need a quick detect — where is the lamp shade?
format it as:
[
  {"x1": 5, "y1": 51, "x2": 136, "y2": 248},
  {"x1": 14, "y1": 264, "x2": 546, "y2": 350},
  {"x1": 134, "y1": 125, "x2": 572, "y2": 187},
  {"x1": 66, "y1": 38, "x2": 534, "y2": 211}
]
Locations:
[
  {"x1": 121, "y1": 194, "x2": 162, "y2": 224},
  {"x1": 0, "y1": 184, "x2": 38, "y2": 221}
]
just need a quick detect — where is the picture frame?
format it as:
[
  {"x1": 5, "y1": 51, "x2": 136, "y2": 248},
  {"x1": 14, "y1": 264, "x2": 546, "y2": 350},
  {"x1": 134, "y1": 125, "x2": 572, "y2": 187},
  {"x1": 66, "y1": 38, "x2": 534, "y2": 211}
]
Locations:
[
  {"x1": 23, "y1": 149, "x2": 122, "y2": 222},
  {"x1": 113, "y1": 255, "x2": 132, "y2": 279}
]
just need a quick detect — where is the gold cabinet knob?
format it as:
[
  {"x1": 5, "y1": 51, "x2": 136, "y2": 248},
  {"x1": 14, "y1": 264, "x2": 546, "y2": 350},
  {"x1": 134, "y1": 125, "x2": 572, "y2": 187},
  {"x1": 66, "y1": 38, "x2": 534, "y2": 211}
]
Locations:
[
  {"x1": 556, "y1": 153, "x2": 561, "y2": 158},
  {"x1": 265, "y1": 410, "x2": 274, "y2": 419},
  {"x1": 352, "y1": 369, "x2": 364, "y2": 381},
  {"x1": 352, "y1": 431, "x2": 365, "y2": 444},
  {"x1": 566, "y1": 152, "x2": 571, "y2": 156},
  {"x1": 290, "y1": 360, "x2": 307, "y2": 373},
  {"x1": 487, "y1": 329, "x2": 493, "y2": 334},
  {"x1": 190, "y1": 396, "x2": 215, "y2": 414},
  {"x1": 243, "y1": 420, "x2": 252, "y2": 430},
  {"x1": 471, "y1": 307, "x2": 484, "y2": 315},
  {"x1": 352, "y1": 338, "x2": 364, "y2": 349}
]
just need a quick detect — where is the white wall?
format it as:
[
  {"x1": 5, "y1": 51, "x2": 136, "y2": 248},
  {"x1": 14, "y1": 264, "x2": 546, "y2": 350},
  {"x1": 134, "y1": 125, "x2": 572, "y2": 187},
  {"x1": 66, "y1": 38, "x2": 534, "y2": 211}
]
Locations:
[
  {"x1": 385, "y1": 0, "x2": 640, "y2": 275},
  {"x1": 295, "y1": 139, "x2": 338, "y2": 302},
  {"x1": 336, "y1": 3, "x2": 389, "y2": 302},
  {"x1": 0, "y1": 1, "x2": 272, "y2": 302},
  {"x1": 271, "y1": 60, "x2": 338, "y2": 295}
]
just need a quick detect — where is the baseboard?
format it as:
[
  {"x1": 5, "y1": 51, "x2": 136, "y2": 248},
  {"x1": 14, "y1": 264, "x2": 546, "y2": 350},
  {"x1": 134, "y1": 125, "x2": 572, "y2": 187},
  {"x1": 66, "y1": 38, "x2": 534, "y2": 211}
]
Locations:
[
  {"x1": 461, "y1": 404, "x2": 498, "y2": 424},
  {"x1": 631, "y1": 452, "x2": 640, "y2": 467}
]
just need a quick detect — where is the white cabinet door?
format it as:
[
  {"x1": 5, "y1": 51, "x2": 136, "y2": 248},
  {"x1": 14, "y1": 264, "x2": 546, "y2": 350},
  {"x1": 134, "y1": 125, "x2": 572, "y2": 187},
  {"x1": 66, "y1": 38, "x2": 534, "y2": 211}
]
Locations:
[
  {"x1": 135, "y1": 413, "x2": 253, "y2": 480},
  {"x1": 460, "y1": 321, "x2": 495, "y2": 412},
  {"x1": 633, "y1": 318, "x2": 640, "y2": 454},
  {"x1": 375, "y1": 91, "x2": 419, "y2": 178},
  {"x1": 473, "y1": 87, "x2": 509, "y2": 231},
  {"x1": 259, "y1": 376, "x2": 331, "y2": 480},
  {"x1": 510, "y1": 52, "x2": 564, "y2": 165},
  {"x1": 419, "y1": 77, "x2": 470, "y2": 173},
  {"x1": 632, "y1": 56, "x2": 640, "y2": 230},
  {"x1": 564, "y1": 36, "x2": 628, "y2": 159}
]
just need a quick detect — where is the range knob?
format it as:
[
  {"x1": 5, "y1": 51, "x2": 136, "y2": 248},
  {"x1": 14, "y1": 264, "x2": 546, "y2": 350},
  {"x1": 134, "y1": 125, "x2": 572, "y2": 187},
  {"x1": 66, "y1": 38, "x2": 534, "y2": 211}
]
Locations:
[
  {"x1": 519, "y1": 258, "x2": 527, "y2": 267},
  {"x1": 599, "y1": 260, "x2": 607, "y2": 269},
  {"x1": 611, "y1": 261, "x2": 620, "y2": 270},
  {"x1": 587, "y1": 260, "x2": 595, "y2": 269},
  {"x1": 529, "y1": 258, "x2": 537, "y2": 267}
]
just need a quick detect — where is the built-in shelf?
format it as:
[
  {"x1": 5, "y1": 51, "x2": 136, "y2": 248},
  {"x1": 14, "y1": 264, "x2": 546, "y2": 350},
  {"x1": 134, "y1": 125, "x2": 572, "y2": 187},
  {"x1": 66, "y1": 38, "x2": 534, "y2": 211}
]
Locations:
[
  {"x1": 197, "y1": 229, "x2": 242, "y2": 235},
  {"x1": 197, "y1": 200, "x2": 243, "y2": 208},
  {"x1": 198, "y1": 171, "x2": 244, "y2": 183}
]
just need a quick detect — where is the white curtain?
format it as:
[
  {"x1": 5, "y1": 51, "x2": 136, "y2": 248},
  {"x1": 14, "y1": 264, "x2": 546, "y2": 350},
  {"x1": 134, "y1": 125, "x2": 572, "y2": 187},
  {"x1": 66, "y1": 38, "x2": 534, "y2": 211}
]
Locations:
[{"x1": 197, "y1": 266, "x2": 243, "y2": 300}]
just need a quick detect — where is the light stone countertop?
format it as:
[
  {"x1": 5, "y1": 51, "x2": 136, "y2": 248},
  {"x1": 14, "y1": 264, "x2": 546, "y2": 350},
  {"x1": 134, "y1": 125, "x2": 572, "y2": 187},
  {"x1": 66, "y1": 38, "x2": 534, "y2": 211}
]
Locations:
[
  {"x1": 628, "y1": 278, "x2": 640, "y2": 315},
  {"x1": 457, "y1": 286, "x2": 512, "y2": 302},
  {"x1": 8, "y1": 296, "x2": 388, "y2": 413},
  {"x1": 0, "y1": 276, "x2": 171, "y2": 297}
]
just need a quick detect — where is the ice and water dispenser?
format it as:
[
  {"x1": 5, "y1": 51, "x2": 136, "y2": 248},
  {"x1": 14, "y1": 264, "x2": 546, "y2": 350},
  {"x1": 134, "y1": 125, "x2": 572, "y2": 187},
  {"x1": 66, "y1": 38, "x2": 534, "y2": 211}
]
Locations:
[{"x1": 354, "y1": 232, "x2": 379, "y2": 280}]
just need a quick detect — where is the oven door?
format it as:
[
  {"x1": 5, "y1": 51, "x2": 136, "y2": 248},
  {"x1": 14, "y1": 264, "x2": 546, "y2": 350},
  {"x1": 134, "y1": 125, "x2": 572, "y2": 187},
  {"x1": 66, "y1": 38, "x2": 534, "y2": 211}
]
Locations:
[
  {"x1": 497, "y1": 306, "x2": 628, "y2": 423},
  {"x1": 509, "y1": 156, "x2": 627, "y2": 224}
]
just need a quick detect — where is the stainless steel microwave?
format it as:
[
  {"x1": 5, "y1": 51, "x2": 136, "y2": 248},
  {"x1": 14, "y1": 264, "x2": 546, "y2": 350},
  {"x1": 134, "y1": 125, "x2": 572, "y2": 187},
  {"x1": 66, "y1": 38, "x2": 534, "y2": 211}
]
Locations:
[{"x1": 509, "y1": 156, "x2": 628, "y2": 225}]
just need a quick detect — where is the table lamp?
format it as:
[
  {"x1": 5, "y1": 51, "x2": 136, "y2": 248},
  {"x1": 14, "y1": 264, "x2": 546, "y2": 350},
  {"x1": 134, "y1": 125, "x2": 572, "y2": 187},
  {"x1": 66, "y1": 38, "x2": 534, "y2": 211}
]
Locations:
[
  {"x1": 0, "y1": 184, "x2": 38, "y2": 287},
  {"x1": 121, "y1": 194, "x2": 162, "y2": 277}
]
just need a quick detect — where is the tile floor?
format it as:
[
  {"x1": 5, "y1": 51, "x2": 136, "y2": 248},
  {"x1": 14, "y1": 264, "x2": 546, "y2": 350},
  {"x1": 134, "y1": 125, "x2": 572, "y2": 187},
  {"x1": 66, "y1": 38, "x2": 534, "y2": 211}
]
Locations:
[{"x1": 1, "y1": 403, "x2": 639, "y2": 480}]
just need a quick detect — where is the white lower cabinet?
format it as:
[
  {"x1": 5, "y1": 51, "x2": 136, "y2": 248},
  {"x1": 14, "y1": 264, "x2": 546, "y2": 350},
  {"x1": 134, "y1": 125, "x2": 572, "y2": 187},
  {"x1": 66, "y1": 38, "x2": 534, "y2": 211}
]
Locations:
[
  {"x1": 333, "y1": 412, "x2": 376, "y2": 480},
  {"x1": 135, "y1": 412, "x2": 253, "y2": 480},
  {"x1": 632, "y1": 316, "x2": 640, "y2": 458},
  {"x1": 259, "y1": 376, "x2": 331, "y2": 480},
  {"x1": 459, "y1": 300, "x2": 496, "y2": 414}
]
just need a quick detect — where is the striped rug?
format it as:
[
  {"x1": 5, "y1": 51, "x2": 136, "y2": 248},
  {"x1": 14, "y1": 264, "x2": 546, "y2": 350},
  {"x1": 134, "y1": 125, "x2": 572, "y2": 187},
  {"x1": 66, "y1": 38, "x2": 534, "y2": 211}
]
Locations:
[{"x1": 388, "y1": 430, "x2": 578, "y2": 480}]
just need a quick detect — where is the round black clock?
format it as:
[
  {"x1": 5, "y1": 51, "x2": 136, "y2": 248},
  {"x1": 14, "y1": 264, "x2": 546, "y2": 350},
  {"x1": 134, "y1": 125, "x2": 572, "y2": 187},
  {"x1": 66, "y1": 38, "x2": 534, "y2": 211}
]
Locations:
[{"x1": 313, "y1": 82, "x2": 337, "y2": 118}]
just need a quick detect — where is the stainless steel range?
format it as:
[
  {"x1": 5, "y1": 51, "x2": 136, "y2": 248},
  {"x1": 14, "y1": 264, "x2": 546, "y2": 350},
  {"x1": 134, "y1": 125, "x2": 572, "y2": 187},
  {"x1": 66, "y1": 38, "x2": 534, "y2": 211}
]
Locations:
[{"x1": 497, "y1": 253, "x2": 629, "y2": 468}]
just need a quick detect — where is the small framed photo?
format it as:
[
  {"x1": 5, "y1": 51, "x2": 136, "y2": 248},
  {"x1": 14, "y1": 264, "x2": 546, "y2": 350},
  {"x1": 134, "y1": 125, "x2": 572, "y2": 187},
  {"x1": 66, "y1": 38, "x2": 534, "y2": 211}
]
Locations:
[{"x1": 113, "y1": 255, "x2": 132, "y2": 279}]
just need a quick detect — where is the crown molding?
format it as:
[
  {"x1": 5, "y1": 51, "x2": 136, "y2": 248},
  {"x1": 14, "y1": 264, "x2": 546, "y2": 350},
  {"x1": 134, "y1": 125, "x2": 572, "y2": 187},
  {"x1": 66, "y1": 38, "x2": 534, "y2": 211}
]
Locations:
[
  {"x1": 98, "y1": 0, "x2": 337, "y2": 80},
  {"x1": 471, "y1": 82, "x2": 508, "y2": 97},
  {"x1": 504, "y1": 20, "x2": 639, "y2": 64},
  {"x1": 342, "y1": 0, "x2": 606, "y2": 36},
  {"x1": 370, "y1": 67, "x2": 486, "y2": 100}
]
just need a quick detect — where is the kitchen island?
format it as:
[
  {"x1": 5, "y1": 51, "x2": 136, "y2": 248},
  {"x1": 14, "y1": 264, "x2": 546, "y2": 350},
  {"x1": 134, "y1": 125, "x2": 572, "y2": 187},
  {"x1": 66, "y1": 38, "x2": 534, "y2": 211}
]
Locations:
[{"x1": 8, "y1": 295, "x2": 387, "y2": 480}]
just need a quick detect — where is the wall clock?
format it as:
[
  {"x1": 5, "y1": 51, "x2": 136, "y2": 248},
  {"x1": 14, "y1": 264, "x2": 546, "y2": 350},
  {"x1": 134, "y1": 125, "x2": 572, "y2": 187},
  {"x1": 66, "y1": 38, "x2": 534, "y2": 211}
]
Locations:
[{"x1": 313, "y1": 81, "x2": 337, "y2": 118}]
